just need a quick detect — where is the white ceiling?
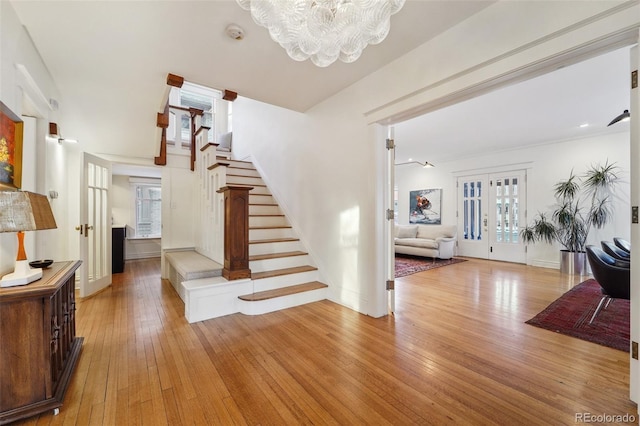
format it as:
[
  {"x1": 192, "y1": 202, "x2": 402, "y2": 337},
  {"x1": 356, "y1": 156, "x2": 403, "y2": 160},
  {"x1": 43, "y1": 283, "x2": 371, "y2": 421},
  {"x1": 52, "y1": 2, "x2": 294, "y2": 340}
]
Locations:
[
  {"x1": 10, "y1": 1, "x2": 631, "y2": 170},
  {"x1": 394, "y1": 46, "x2": 631, "y2": 165},
  {"x1": 11, "y1": 0, "x2": 493, "y2": 112}
]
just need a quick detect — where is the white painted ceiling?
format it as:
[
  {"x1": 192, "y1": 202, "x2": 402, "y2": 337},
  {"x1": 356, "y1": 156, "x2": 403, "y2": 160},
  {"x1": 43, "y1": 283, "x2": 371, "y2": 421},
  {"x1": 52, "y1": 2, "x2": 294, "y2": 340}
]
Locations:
[
  {"x1": 394, "y1": 46, "x2": 631, "y2": 165},
  {"x1": 10, "y1": 1, "x2": 631, "y2": 170}
]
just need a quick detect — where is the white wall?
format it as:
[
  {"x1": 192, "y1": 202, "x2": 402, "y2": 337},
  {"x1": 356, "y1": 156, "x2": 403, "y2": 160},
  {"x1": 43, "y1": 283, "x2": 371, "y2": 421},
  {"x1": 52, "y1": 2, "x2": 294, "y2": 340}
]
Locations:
[
  {"x1": 111, "y1": 175, "x2": 130, "y2": 226},
  {"x1": 0, "y1": 1, "x2": 64, "y2": 274},
  {"x1": 233, "y1": 96, "x2": 383, "y2": 315},
  {"x1": 395, "y1": 131, "x2": 631, "y2": 267}
]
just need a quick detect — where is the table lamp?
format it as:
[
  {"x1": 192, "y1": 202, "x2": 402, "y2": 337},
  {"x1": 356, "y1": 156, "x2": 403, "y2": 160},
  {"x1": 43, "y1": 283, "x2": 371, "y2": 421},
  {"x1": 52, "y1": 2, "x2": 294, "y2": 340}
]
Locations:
[{"x1": 0, "y1": 191, "x2": 57, "y2": 287}]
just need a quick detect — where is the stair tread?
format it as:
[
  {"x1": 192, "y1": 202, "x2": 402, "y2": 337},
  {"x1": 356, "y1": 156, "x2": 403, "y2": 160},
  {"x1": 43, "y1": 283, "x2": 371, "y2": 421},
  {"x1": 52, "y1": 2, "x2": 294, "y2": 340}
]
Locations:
[
  {"x1": 250, "y1": 225, "x2": 292, "y2": 230},
  {"x1": 252, "y1": 265, "x2": 318, "y2": 280},
  {"x1": 250, "y1": 237, "x2": 300, "y2": 244},
  {"x1": 227, "y1": 173, "x2": 262, "y2": 178},
  {"x1": 238, "y1": 281, "x2": 327, "y2": 301},
  {"x1": 250, "y1": 251, "x2": 307, "y2": 261},
  {"x1": 228, "y1": 181, "x2": 267, "y2": 187}
]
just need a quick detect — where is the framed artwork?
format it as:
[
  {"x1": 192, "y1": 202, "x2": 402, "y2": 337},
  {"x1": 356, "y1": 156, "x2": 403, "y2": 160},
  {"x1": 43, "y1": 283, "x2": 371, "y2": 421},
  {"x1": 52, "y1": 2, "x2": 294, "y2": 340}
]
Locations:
[
  {"x1": 0, "y1": 101, "x2": 23, "y2": 190},
  {"x1": 410, "y1": 188, "x2": 441, "y2": 224}
]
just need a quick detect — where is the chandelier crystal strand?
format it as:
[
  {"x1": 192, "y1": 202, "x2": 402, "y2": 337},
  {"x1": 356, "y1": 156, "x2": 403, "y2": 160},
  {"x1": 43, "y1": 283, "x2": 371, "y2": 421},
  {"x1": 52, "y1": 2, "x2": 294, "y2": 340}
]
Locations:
[{"x1": 236, "y1": 0, "x2": 406, "y2": 67}]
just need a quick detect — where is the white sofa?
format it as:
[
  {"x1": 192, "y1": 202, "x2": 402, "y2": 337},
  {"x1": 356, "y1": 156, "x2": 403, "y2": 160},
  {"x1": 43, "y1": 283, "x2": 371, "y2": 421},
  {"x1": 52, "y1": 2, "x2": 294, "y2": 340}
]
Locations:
[{"x1": 394, "y1": 224, "x2": 457, "y2": 259}]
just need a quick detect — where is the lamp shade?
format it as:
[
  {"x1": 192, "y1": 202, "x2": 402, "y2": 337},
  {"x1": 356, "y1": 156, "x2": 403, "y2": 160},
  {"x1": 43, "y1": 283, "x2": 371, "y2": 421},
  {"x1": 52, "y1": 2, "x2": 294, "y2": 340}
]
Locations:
[{"x1": 0, "y1": 191, "x2": 57, "y2": 232}]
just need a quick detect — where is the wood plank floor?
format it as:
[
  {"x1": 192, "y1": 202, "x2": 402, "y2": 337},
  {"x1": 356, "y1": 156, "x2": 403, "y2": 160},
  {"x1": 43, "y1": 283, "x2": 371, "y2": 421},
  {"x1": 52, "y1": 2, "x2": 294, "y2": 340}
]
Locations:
[{"x1": 15, "y1": 257, "x2": 637, "y2": 425}]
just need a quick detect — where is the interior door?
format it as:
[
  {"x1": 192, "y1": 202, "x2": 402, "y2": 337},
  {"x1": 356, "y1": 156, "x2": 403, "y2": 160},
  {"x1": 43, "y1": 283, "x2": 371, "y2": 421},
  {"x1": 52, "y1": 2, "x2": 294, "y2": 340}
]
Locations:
[
  {"x1": 488, "y1": 171, "x2": 526, "y2": 263},
  {"x1": 457, "y1": 175, "x2": 489, "y2": 258},
  {"x1": 457, "y1": 170, "x2": 527, "y2": 263},
  {"x1": 79, "y1": 152, "x2": 112, "y2": 297}
]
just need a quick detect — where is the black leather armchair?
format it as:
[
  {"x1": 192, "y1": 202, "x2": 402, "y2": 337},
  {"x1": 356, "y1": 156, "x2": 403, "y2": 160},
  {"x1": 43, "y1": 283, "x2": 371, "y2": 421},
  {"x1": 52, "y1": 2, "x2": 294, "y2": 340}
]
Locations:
[
  {"x1": 613, "y1": 237, "x2": 631, "y2": 255},
  {"x1": 585, "y1": 245, "x2": 630, "y2": 324},
  {"x1": 601, "y1": 240, "x2": 630, "y2": 262}
]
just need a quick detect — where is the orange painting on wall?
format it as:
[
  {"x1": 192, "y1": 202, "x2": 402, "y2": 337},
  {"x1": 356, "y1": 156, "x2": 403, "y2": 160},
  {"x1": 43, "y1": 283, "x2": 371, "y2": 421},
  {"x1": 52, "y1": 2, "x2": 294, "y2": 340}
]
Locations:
[{"x1": 0, "y1": 102, "x2": 23, "y2": 190}]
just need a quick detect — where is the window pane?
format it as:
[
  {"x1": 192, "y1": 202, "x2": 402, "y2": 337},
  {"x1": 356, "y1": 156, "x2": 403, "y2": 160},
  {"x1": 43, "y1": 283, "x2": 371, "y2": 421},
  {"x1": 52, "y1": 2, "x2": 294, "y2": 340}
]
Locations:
[{"x1": 134, "y1": 185, "x2": 162, "y2": 238}]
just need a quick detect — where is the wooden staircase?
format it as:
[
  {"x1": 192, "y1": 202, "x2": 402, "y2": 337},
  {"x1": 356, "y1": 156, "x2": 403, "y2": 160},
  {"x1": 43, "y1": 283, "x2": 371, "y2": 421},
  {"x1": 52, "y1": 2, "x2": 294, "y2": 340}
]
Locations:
[{"x1": 223, "y1": 158, "x2": 328, "y2": 315}]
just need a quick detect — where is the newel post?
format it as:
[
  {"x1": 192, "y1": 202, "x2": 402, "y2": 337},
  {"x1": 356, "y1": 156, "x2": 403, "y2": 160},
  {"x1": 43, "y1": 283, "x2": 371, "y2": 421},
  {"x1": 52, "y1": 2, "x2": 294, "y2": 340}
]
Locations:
[{"x1": 217, "y1": 185, "x2": 253, "y2": 280}]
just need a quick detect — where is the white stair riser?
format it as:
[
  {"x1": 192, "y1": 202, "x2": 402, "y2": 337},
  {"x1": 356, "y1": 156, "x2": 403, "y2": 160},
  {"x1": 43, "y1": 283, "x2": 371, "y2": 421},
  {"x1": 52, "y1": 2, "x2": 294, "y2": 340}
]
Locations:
[
  {"x1": 227, "y1": 167, "x2": 261, "y2": 178},
  {"x1": 250, "y1": 194, "x2": 275, "y2": 204},
  {"x1": 250, "y1": 227, "x2": 294, "y2": 240},
  {"x1": 248, "y1": 186, "x2": 271, "y2": 195},
  {"x1": 223, "y1": 160, "x2": 253, "y2": 169},
  {"x1": 250, "y1": 254, "x2": 311, "y2": 273},
  {"x1": 238, "y1": 287, "x2": 327, "y2": 316},
  {"x1": 249, "y1": 240, "x2": 301, "y2": 256},
  {"x1": 249, "y1": 215, "x2": 289, "y2": 228},
  {"x1": 249, "y1": 205, "x2": 281, "y2": 215},
  {"x1": 252, "y1": 270, "x2": 319, "y2": 292},
  {"x1": 227, "y1": 175, "x2": 264, "y2": 186}
]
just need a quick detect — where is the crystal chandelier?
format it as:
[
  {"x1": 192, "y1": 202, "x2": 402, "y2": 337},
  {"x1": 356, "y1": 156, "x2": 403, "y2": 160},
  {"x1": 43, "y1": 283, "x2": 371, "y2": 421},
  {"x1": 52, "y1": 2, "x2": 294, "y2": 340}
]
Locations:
[{"x1": 236, "y1": 0, "x2": 406, "y2": 67}]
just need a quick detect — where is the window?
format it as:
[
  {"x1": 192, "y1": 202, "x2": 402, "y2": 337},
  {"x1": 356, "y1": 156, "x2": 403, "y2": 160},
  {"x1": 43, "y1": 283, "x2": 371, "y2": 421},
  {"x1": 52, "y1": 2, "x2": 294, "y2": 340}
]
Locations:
[
  {"x1": 131, "y1": 182, "x2": 161, "y2": 238},
  {"x1": 167, "y1": 82, "x2": 223, "y2": 148}
]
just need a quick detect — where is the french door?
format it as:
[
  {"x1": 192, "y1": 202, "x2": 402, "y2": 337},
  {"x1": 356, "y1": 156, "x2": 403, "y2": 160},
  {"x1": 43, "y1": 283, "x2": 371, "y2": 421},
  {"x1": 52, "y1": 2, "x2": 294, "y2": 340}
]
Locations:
[
  {"x1": 79, "y1": 153, "x2": 112, "y2": 297},
  {"x1": 457, "y1": 170, "x2": 526, "y2": 263}
]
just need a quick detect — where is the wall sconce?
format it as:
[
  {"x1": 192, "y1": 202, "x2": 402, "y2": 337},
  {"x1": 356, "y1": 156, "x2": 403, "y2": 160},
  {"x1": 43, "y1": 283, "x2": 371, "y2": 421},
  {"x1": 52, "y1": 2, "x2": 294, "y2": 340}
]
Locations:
[
  {"x1": 607, "y1": 110, "x2": 630, "y2": 126},
  {"x1": 395, "y1": 161, "x2": 435, "y2": 168},
  {"x1": 0, "y1": 191, "x2": 57, "y2": 287},
  {"x1": 48, "y1": 122, "x2": 78, "y2": 144}
]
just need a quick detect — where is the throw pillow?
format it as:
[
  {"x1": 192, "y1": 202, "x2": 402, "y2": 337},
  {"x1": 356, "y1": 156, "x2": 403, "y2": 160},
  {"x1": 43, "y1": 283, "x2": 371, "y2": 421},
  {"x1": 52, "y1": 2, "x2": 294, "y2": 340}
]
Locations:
[{"x1": 396, "y1": 225, "x2": 418, "y2": 239}]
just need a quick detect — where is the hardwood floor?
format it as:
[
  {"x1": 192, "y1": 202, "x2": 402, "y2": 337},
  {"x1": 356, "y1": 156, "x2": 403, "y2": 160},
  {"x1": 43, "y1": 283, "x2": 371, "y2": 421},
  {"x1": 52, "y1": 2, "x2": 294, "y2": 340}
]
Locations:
[{"x1": 14, "y1": 257, "x2": 636, "y2": 425}]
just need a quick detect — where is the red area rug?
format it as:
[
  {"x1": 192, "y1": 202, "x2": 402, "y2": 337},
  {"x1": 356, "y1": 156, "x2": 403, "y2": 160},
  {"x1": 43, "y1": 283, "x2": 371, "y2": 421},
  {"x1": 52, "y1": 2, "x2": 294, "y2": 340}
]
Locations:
[
  {"x1": 395, "y1": 254, "x2": 466, "y2": 278},
  {"x1": 526, "y1": 279, "x2": 629, "y2": 352}
]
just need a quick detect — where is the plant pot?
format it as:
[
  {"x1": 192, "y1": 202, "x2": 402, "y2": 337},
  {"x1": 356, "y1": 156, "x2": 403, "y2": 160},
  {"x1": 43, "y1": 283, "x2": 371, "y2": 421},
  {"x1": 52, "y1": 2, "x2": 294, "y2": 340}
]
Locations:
[{"x1": 560, "y1": 250, "x2": 590, "y2": 275}]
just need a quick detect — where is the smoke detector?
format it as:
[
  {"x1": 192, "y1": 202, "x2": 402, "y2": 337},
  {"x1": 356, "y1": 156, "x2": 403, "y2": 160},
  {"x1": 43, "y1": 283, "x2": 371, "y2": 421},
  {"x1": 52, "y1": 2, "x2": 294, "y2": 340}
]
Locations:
[{"x1": 226, "y1": 24, "x2": 244, "y2": 41}]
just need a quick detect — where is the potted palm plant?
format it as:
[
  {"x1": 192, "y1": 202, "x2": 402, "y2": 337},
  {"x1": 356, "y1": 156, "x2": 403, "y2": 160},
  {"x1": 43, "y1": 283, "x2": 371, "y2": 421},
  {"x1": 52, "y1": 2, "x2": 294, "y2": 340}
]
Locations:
[{"x1": 520, "y1": 161, "x2": 620, "y2": 274}]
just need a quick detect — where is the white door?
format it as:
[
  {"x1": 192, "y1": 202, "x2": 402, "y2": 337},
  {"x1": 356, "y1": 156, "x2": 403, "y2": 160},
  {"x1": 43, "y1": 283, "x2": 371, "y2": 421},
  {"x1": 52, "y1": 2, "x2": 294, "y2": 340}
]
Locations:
[
  {"x1": 457, "y1": 170, "x2": 527, "y2": 263},
  {"x1": 488, "y1": 171, "x2": 526, "y2": 263},
  {"x1": 79, "y1": 153, "x2": 112, "y2": 297},
  {"x1": 457, "y1": 175, "x2": 489, "y2": 258}
]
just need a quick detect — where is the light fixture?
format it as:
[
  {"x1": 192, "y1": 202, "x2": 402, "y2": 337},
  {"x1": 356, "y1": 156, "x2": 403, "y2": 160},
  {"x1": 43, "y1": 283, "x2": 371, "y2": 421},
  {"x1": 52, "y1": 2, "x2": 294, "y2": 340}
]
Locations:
[
  {"x1": 0, "y1": 191, "x2": 57, "y2": 287},
  {"x1": 236, "y1": 0, "x2": 406, "y2": 67},
  {"x1": 57, "y1": 138, "x2": 78, "y2": 144},
  {"x1": 395, "y1": 161, "x2": 435, "y2": 168},
  {"x1": 607, "y1": 109, "x2": 630, "y2": 126},
  {"x1": 48, "y1": 122, "x2": 78, "y2": 144},
  {"x1": 48, "y1": 122, "x2": 59, "y2": 137}
]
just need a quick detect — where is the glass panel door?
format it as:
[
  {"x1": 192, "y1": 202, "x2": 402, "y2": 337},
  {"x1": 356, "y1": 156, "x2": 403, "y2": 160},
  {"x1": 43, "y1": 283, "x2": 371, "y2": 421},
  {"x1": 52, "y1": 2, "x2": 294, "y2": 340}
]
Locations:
[
  {"x1": 80, "y1": 153, "x2": 112, "y2": 297},
  {"x1": 489, "y1": 171, "x2": 526, "y2": 263},
  {"x1": 457, "y1": 175, "x2": 489, "y2": 258}
]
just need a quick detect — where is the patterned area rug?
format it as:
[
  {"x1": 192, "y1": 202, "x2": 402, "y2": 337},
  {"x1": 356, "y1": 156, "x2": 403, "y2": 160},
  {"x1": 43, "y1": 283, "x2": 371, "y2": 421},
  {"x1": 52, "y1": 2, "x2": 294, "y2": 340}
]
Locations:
[
  {"x1": 395, "y1": 254, "x2": 467, "y2": 278},
  {"x1": 526, "y1": 279, "x2": 629, "y2": 352}
]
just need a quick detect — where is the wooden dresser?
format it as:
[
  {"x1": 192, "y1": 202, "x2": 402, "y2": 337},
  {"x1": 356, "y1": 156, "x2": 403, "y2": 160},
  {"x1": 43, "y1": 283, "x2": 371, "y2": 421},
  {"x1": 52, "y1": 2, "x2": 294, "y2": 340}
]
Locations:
[{"x1": 0, "y1": 261, "x2": 83, "y2": 425}]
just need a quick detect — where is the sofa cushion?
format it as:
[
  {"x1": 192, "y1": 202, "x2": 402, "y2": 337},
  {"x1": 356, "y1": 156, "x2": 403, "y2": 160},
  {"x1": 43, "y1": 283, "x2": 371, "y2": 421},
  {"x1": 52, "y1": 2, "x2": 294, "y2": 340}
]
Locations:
[
  {"x1": 395, "y1": 238, "x2": 439, "y2": 249},
  {"x1": 395, "y1": 225, "x2": 418, "y2": 239},
  {"x1": 417, "y1": 225, "x2": 457, "y2": 240}
]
